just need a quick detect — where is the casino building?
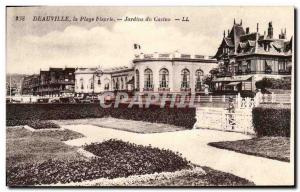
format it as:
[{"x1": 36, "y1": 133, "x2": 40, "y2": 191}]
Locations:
[
  {"x1": 133, "y1": 51, "x2": 217, "y2": 94},
  {"x1": 74, "y1": 51, "x2": 218, "y2": 96}
]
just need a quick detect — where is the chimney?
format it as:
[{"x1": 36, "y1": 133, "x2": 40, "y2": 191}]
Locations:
[
  {"x1": 257, "y1": 23, "x2": 259, "y2": 32},
  {"x1": 267, "y1": 21, "x2": 273, "y2": 39},
  {"x1": 246, "y1": 27, "x2": 250, "y2": 34},
  {"x1": 279, "y1": 28, "x2": 286, "y2": 39},
  {"x1": 234, "y1": 18, "x2": 236, "y2": 25},
  {"x1": 240, "y1": 19, "x2": 242, "y2": 25},
  {"x1": 223, "y1": 30, "x2": 225, "y2": 37}
]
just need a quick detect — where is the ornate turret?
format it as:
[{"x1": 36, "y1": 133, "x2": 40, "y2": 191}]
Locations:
[{"x1": 267, "y1": 22, "x2": 273, "y2": 39}]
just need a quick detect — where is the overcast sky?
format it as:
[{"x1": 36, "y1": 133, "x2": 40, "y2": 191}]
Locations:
[{"x1": 6, "y1": 6, "x2": 294, "y2": 74}]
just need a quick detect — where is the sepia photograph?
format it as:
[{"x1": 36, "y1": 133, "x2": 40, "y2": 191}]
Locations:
[{"x1": 5, "y1": 6, "x2": 294, "y2": 187}]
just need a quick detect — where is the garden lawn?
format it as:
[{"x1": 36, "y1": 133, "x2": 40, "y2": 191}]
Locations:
[
  {"x1": 6, "y1": 127, "x2": 85, "y2": 167},
  {"x1": 208, "y1": 137, "x2": 290, "y2": 162},
  {"x1": 52, "y1": 117, "x2": 186, "y2": 134}
]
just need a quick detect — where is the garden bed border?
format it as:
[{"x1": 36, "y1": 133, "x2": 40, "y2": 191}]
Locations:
[{"x1": 23, "y1": 125, "x2": 65, "y2": 132}]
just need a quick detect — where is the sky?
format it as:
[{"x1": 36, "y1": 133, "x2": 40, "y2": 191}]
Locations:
[{"x1": 6, "y1": 6, "x2": 294, "y2": 74}]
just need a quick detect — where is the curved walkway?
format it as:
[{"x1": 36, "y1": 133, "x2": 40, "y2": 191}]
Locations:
[{"x1": 63, "y1": 124, "x2": 294, "y2": 186}]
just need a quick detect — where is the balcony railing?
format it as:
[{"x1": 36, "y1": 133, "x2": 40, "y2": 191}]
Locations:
[
  {"x1": 134, "y1": 53, "x2": 214, "y2": 60},
  {"x1": 143, "y1": 88, "x2": 154, "y2": 92},
  {"x1": 235, "y1": 70, "x2": 292, "y2": 75},
  {"x1": 158, "y1": 87, "x2": 170, "y2": 92},
  {"x1": 180, "y1": 88, "x2": 191, "y2": 92}
]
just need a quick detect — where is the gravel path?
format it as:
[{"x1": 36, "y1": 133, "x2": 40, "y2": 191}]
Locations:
[{"x1": 63, "y1": 124, "x2": 294, "y2": 186}]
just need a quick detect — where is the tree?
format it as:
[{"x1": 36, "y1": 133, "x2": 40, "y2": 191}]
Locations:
[{"x1": 255, "y1": 78, "x2": 273, "y2": 91}]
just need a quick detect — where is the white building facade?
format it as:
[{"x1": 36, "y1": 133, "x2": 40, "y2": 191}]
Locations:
[
  {"x1": 133, "y1": 52, "x2": 218, "y2": 93},
  {"x1": 74, "y1": 67, "x2": 134, "y2": 96},
  {"x1": 74, "y1": 51, "x2": 217, "y2": 96}
]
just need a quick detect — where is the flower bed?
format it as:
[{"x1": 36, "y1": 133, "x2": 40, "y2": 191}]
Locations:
[{"x1": 7, "y1": 139, "x2": 190, "y2": 186}]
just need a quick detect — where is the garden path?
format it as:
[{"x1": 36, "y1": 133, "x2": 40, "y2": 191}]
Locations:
[{"x1": 63, "y1": 124, "x2": 294, "y2": 186}]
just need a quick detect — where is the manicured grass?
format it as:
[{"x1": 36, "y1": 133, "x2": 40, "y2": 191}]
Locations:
[
  {"x1": 208, "y1": 137, "x2": 290, "y2": 162},
  {"x1": 6, "y1": 128, "x2": 85, "y2": 167},
  {"x1": 53, "y1": 117, "x2": 186, "y2": 134}
]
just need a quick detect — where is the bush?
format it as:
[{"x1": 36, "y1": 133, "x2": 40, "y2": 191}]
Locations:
[
  {"x1": 6, "y1": 103, "x2": 196, "y2": 129},
  {"x1": 6, "y1": 119, "x2": 60, "y2": 129},
  {"x1": 240, "y1": 91, "x2": 256, "y2": 98},
  {"x1": 252, "y1": 106, "x2": 291, "y2": 137},
  {"x1": 7, "y1": 139, "x2": 190, "y2": 186},
  {"x1": 255, "y1": 78, "x2": 291, "y2": 90}
]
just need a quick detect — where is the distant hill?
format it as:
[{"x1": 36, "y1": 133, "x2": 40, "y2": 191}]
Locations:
[
  {"x1": 6, "y1": 74, "x2": 26, "y2": 86},
  {"x1": 6, "y1": 74, "x2": 27, "y2": 95}
]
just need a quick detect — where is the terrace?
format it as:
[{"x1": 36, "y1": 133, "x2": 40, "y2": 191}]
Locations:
[{"x1": 133, "y1": 52, "x2": 216, "y2": 62}]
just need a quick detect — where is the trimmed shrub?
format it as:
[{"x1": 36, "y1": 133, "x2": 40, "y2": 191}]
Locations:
[
  {"x1": 240, "y1": 90, "x2": 256, "y2": 98},
  {"x1": 6, "y1": 119, "x2": 60, "y2": 129},
  {"x1": 6, "y1": 103, "x2": 196, "y2": 129},
  {"x1": 252, "y1": 106, "x2": 291, "y2": 137},
  {"x1": 255, "y1": 77, "x2": 291, "y2": 90}
]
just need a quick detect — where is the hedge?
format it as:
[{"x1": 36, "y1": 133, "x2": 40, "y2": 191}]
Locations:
[
  {"x1": 252, "y1": 106, "x2": 291, "y2": 137},
  {"x1": 6, "y1": 103, "x2": 196, "y2": 129}
]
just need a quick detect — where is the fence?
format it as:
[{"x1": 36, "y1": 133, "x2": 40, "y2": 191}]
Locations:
[
  {"x1": 7, "y1": 92, "x2": 291, "y2": 106},
  {"x1": 194, "y1": 107, "x2": 254, "y2": 134}
]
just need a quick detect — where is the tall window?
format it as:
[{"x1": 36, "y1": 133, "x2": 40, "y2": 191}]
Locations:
[
  {"x1": 97, "y1": 77, "x2": 101, "y2": 85},
  {"x1": 104, "y1": 78, "x2": 110, "y2": 90},
  {"x1": 112, "y1": 79, "x2": 115, "y2": 90},
  {"x1": 279, "y1": 60, "x2": 286, "y2": 71},
  {"x1": 89, "y1": 78, "x2": 94, "y2": 89},
  {"x1": 116, "y1": 78, "x2": 119, "y2": 90},
  {"x1": 144, "y1": 68, "x2": 153, "y2": 89},
  {"x1": 121, "y1": 78, "x2": 124, "y2": 90},
  {"x1": 195, "y1": 69, "x2": 203, "y2": 90},
  {"x1": 159, "y1": 68, "x2": 169, "y2": 88},
  {"x1": 80, "y1": 78, "x2": 84, "y2": 90},
  {"x1": 135, "y1": 70, "x2": 140, "y2": 90},
  {"x1": 181, "y1": 69, "x2": 190, "y2": 88}
]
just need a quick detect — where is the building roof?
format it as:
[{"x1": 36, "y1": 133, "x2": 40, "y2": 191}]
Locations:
[
  {"x1": 214, "y1": 20, "x2": 293, "y2": 59},
  {"x1": 75, "y1": 66, "x2": 134, "y2": 74}
]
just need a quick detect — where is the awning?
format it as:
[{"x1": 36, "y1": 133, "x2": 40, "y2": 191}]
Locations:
[{"x1": 225, "y1": 82, "x2": 241, "y2": 86}]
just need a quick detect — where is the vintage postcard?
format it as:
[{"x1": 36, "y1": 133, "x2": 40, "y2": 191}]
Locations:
[{"x1": 6, "y1": 6, "x2": 294, "y2": 187}]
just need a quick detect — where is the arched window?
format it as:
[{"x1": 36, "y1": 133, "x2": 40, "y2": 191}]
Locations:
[
  {"x1": 80, "y1": 78, "x2": 84, "y2": 90},
  {"x1": 89, "y1": 78, "x2": 94, "y2": 89},
  {"x1": 181, "y1": 68, "x2": 190, "y2": 88},
  {"x1": 159, "y1": 68, "x2": 169, "y2": 88},
  {"x1": 144, "y1": 68, "x2": 153, "y2": 89},
  {"x1": 195, "y1": 69, "x2": 204, "y2": 90},
  {"x1": 135, "y1": 70, "x2": 140, "y2": 90}
]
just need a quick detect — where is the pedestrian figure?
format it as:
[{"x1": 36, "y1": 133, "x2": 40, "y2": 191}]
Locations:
[{"x1": 227, "y1": 96, "x2": 236, "y2": 130}]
